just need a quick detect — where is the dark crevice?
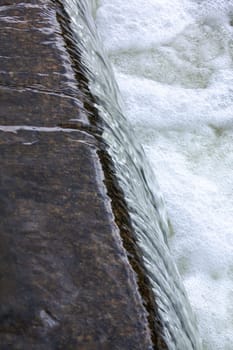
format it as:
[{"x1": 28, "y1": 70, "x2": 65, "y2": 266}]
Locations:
[{"x1": 54, "y1": 1, "x2": 169, "y2": 349}]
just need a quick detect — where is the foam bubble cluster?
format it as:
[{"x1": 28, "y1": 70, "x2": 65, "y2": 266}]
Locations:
[{"x1": 96, "y1": 0, "x2": 233, "y2": 349}]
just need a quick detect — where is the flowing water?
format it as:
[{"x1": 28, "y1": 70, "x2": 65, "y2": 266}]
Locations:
[{"x1": 64, "y1": 1, "x2": 233, "y2": 349}]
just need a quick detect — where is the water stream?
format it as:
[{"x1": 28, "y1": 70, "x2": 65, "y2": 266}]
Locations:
[
  {"x1": 64, "y1": 1, "x2": 233, "y2": 349},
  {"x1": 94, "y1": 1, "x2": 233, "y2": 349}
]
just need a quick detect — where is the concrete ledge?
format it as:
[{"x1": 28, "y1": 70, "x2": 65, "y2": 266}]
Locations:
[
  {"x1": 0, "y1": 1, "x2": 154, "y2": 349},
  {"x1": 0, "y1": 129, "x2": 151, "y2": 349}
]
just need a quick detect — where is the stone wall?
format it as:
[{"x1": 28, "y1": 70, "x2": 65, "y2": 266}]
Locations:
[{"x1": 0, "y1": 1, "x2": 154, "y2": 349}]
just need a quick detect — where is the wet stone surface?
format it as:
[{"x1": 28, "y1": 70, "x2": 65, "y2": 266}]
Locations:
[
  {"x1": 0, "y1": 87, "x2": 86, "y2": 126},
  {"x1": 0, "y1": 1, "x2": 153, "y2": 349},
  {"x1": 0, "y1": 130, "x2": 152, "y2": 349},
  {"x1": 0, "y1": 0, "x2": 86, "y2": 125}
]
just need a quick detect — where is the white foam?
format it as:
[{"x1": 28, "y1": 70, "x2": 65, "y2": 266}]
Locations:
[
  {"x1": 96, "y1": 0, "x2": 194, "y2": 51},
  {"x1": 114, "y1": 72, "x2": 233, "y2": 129},
  {"x1": 96, "y1": 0, "x2": 233, "y2": 349}
]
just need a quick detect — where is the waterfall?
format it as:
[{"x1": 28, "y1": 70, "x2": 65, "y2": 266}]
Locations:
[{"x1": 62, "y1": 1, "x2": 203, "y2": 349}]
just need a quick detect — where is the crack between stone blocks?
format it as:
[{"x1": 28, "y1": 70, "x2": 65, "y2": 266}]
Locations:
[
  {"x1": 0, "y1": 82, "x2": 81, "y2": 101},
  {"x1": 0, "y1": 124, "x2": 98, "y2": 137}
]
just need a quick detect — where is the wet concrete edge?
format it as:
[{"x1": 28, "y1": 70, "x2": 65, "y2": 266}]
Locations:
[
  {"x1": 0, "y1": 1, "x2": 158, "y2": 349},
  {"x1": 0, "y1": 0, "x2": 169, "y2": 348},
  {"x1": 54, "y1": 1, "x2": 169, "y2": 349}
]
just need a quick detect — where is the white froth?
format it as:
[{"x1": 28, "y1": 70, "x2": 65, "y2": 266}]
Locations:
[
  {"x1": 96, "y1": 0, "x2": 233, "y2": 349},
  {"x1": 114, "y1": 72, "x2": 233, "y2": 129},
  {"x1": 96, "y1": 0, "x2": 194, "y2": 51}
]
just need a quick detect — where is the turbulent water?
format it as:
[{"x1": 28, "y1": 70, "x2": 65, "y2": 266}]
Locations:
[{"x1": 64, "y1": 0, "x2": 233, "y2": 349}]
